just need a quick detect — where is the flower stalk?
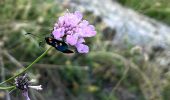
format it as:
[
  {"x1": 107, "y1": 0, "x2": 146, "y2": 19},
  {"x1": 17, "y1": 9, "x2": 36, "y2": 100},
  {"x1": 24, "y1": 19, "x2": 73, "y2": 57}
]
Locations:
[
  {"x1": 0, "y1": 47, "x2": 53, "y2": 86},
  {"x1": 0, "y1": 86, "x2": 15, "y2": 90}
]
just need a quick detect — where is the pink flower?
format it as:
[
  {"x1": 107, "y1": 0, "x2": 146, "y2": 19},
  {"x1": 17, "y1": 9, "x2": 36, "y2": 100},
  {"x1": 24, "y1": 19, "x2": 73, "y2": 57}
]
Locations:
[{"x1": 52, "y1": 11, "x2": 96, "y2": 53}]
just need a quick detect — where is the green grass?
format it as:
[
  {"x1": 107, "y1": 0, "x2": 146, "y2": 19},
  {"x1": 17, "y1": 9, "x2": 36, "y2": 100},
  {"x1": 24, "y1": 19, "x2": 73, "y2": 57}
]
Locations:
[{"x1": 118, "y1": 0, "x2": 170, "y2": 25}]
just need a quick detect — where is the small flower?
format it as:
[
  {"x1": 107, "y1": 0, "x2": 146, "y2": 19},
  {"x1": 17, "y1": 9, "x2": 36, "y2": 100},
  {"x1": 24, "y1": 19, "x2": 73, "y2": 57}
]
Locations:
[
  {"x1": 28, "y1": 85, "x2": 42, "y2": 90},
  {"x1": 52, "y1": 11, "x2": 96, "y2": 53},
  {"x1": 15, "y1": 74, "x2": 42, "y2": 100}
]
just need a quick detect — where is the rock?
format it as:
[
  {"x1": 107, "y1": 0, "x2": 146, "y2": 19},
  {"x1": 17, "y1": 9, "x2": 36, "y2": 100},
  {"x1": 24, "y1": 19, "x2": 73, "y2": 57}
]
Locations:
[{"x1": 57, "y1": 0, "x2": 170, "y2": 51}]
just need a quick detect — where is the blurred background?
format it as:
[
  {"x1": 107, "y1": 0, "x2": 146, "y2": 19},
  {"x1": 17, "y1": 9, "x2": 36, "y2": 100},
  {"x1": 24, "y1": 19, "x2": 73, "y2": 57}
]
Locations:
[{"x1": 0, "y1": 0, "x2": 170, "y2": 100}]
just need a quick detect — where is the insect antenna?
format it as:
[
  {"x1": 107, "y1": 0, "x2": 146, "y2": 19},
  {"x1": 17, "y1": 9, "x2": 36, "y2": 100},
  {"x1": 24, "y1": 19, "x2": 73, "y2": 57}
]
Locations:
[
  {"x1": 25, "y1": 32, "x2": 42, "y2": 38},
  {"x1": 25, "y1": 32, "x2": 46, "y2": 48}
]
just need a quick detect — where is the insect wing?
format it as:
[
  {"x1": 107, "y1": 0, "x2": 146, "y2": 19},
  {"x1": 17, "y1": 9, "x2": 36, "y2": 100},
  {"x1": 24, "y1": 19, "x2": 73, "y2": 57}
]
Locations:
[
  {"x1": 62, "y1": 49, "x2": 74, "y2": 53},
  {"x1": 45, "y1": 37, "x2": 74, "y2": 53},
  {"x1": 54, "y1": 40, "x2": 74, "y2": 53}
]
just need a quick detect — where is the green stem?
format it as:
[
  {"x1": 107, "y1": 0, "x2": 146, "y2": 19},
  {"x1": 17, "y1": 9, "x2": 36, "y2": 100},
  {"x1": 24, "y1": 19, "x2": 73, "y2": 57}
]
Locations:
[
  {"x1": 0, "y1": 86, "x2": 15, "y2": 90},
  {"x1": 0, "y1": 47, "x2": 53, "y2": 86}
]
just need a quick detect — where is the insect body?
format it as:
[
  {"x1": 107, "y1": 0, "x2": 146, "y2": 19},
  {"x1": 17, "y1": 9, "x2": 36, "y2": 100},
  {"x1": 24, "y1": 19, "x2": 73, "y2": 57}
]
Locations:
[
  {"x1": 45, "y1": 37, "x2": 74, "y2": 53},
  {"x1": 25, "y1": 32, "x2": 73, "y2": 53}
]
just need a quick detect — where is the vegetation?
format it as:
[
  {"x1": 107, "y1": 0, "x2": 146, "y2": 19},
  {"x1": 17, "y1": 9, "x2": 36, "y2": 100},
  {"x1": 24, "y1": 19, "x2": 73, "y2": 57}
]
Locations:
[{"x1": 0, "y1": 0, "x2": 170, "y2": 100}]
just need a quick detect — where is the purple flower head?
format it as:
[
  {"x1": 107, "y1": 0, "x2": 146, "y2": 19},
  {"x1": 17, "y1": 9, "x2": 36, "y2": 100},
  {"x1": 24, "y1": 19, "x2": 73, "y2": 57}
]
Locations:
[
  {"x1": 15, "y1": 74, "x2": 42, "y2": 100},
  {"x1": 52, "y1": 11, "x2": 96, "y2": 53}
]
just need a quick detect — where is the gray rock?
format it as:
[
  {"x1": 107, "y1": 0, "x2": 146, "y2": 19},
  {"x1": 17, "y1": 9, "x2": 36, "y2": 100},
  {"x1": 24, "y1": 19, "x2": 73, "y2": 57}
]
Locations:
[{"x1": 57, "y1": 0, "x2": 170, "y2": 50}]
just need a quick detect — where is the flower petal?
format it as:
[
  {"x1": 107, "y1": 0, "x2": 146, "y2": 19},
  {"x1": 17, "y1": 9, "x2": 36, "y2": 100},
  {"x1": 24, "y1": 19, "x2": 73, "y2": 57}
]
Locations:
[
  {"x1": 52, "y1": 28, "x2": 65, "y2": 39},
  {"x1": 76, "y1": 43, "x2": 89, "y2": 53},
  {"x1": 78, "y1": 20, "x2": 96, "y2": 37},
  {"x1": 79, "y1": 20, "x2": 89, "y2": 27},
  {"x1": 28, "y1": 85, "x2": 42, "y2": 90},
  {"x1": 82, "y1": 25, "x2": 96, "y2": 37},
  {"x1": 22, "y1": 90, "x2": 30, "y2": 100},
  {"x1": 58, "y1": 16, "x2": 65, "y2": 25},
  {"x1": 66, "y1": 35, "x2": 78, "y2": 45},
  {"x1": 74, "y1": 11, "x2": 83, "y2": 20},
  {"x1": 77, "y1": 38, "x2": 85, "y2": 44}
]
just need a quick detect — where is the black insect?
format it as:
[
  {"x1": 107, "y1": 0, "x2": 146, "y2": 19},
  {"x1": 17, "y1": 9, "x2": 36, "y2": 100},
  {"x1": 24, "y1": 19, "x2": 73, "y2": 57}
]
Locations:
[
  {"x1": 26, "y1": 32, "x2": 74, "y2": 53},
  {"x1": 45, "y1": 36, "x2": 74, "y2": 53}
]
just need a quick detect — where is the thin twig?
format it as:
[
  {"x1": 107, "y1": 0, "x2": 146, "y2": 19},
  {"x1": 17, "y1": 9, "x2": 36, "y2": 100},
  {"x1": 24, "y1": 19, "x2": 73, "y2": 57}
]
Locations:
[{"x1": 3, "y1": 50, "x2": 24, "y2": 68}]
